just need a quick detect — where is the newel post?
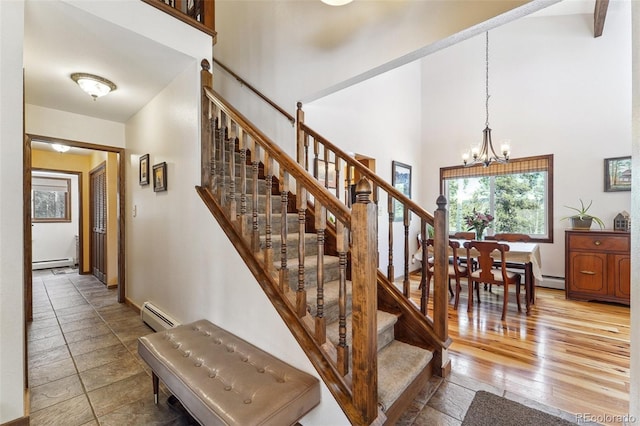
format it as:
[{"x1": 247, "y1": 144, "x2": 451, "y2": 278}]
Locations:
[
  {"x1": 351, "y1": 178, "x2": 378, "y2": 424},
  {"x1": 200, "y1": 59, "x2": 213, "y2": 188},
  {"x1": 433, "y1": 195, "x2": 450, "y2": 376}
]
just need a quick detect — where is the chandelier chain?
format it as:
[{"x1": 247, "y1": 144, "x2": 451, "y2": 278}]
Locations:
[{"x1": 485, "y1": 31, "x2": 490, "y2": 127}]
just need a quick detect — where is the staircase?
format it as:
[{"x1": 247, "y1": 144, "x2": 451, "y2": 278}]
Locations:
[{"x1": 196, "y1": 60, "x2": 452, "y2": 425}]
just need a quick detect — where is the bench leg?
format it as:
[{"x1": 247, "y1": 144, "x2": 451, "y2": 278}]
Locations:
[{"x1": 152, "y1": 372, "x2": 159, "y2": 405}]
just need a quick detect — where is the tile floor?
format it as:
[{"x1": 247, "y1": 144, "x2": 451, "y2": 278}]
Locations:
[{"x1": 28, "y1": 269, "x2": 581, "y2": 425}]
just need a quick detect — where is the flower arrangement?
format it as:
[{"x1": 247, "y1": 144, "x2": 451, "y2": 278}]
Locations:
[{"x1": 464, "y1": 209, "x2": 494, "y2": 240}]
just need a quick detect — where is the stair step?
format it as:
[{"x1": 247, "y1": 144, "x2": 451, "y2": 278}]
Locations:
[
  {"x1": 326, "y1": 310, "x2": 398, "y2": 354},
  {"x1": 276, "y1": 254, "x2": 341, "y2": 289},
  {"x1": 377, "y1": 341, "x2": 433, "y2": 412},
  {"x1": 261, "y1": 232, "x2": 318, "y2": 258},
  {"x1": 246, "y1": 212, "x2": 300, "y2": 234}
]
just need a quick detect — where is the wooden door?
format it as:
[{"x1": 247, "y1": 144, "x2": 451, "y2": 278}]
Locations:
[{"x1": 90, "y1": 164, "x2": 107, "y2": 284}]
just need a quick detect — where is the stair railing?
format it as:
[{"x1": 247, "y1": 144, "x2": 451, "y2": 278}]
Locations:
[
  {"x1": 141, "y1": 0, "x2": 215, "y2": 37},
  {"x1": 198, "y1": 59, "x2": 451, "y2": 424},
  {"x1": 296, "y1": 103, "x2": 450, "y2": 345}
]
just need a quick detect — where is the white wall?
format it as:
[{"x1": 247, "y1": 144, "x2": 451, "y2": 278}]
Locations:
[
  {"x1": 0, "y1": 1, "x2": 25, "y2": 422},
  {"x1": 213, "y1": 0, "x2": 538, "y2": 160},
  {"x1": 305, "y1": 62, "x2": 424, "y2": 277},
  {"x1": 27, "y1": 104, "x2": 125, "y2": 147},
  {"x1": 420, "y1": 5, "x2": 631, "y2": 281},
  {"x1": 125, "y1": 63, "x2": 348, "y2": 425},
  {"x1": 31, "y1": 171, "x2": 79, "y2": 264}
]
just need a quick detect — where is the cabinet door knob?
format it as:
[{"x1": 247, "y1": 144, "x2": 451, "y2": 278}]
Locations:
[
  {"x1": 594, "y1": 240, "x2": 602, "y2": 246},
  {"x1": 580, "y1": 270, "x2": 596, "y2": 275}
]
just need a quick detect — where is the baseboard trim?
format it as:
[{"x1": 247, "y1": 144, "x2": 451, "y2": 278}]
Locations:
[{"x1": 1, "y1": 416, "x2": 29, "y2": 426}]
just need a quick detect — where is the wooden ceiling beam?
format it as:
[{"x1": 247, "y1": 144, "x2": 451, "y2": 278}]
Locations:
[{"x1": 594, "y1": 0, "x2": 609, "y2": 38}]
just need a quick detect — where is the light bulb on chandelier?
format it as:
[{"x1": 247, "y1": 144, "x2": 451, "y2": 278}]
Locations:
[{"x1": 462, "y1": 32, "x2": 511, "y2": 167}]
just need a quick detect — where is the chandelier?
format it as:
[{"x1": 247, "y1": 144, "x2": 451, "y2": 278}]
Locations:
[{"x1": 462, "y1": 32, "x2": 510, "y2": 167}]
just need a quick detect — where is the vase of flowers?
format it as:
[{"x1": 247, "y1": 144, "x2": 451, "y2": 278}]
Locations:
[{"x1": 464, "y1": 209, "x2": 494, "y2": 240}]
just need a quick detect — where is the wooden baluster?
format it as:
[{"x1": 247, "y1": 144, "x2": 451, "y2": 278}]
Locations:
[
  {"x1": 334, "y1": 157, "x2": 341, "y2": 200},
  {"x1": 312, "y1": 138, "x2": 319, "y2": 179},
  {"x1": 387, "y1": 195, "x2": 394, "y2": 281},
  {"x1": 336, "y1": 219, "x2": 349, "y2": 376},
  {"x1": 315, "y1": 202, "x2": 326, "y2": 344},
  {"x1": 251, "y1": 142, "x2": 261, "y2": 252},
  {"x1": 220, "y1": 113, "x2": 228, "y2": 206},
  {"x1": 296, "y1": 186, "x2": 307, "y2": 317},
  {"x1": 420, "y1": 218, "x2": 428, "y2": 315},
  {"x1": 433, "y1": 195, "x2": 450, "y2": 377},
  {"x1": 296, "y1": 102, "x2": 305, "y2": 166},
  {"x1": 351, "y1": 178, "x2": 378, "y2": 425},
  {"x1": 346, "y1": 165, "x2": 353, "y2": 208},
  {"x1": 227, "y1": 120, "x2": 237, "y2": 220},
  {"x1": 323, "y1": 149, "x2": 329, "y2": 188},
  {"x1": 264, "y1": 153, "x2": 274, "y2": 269},
  {"x1": 403, "y1": 207, "x2": 410, "y2": 298},
  {"x1": 237, "y1": 130, "x2": 247, "y2": 234},
  {"x1": 210, "y1": 115, "x2": 218, "y2": 192},
  {"x1": 200, "y1": 59, "x2": 212, "y2": 188},
  {"x1": 279, "y1": 170, "x2": 289, "y2": 292}
]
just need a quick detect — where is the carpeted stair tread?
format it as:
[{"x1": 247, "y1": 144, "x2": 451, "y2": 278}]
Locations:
[
  {"x1": 377, "y1": 340, "x2": 433, "y2": 413},
  {"x1": 260, "y1": 232, "x2": 318, "y2": 258},
  {"x1": 326, "y1": 310, "x2": 398, "y2": 353},
  {"x1": 276, "y1": 255, "x2": 342, "y2": 288}
]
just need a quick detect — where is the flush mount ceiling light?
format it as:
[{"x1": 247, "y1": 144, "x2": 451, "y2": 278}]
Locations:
[
  {"x1": 51, "y1": 143, "x2": 70, "y2": 153},
  {"x1": 70, "y1": 73, "x2": 117, "y2": 100},
  {"x1": 321, "y1": 0, "x2": 353, "y2": 5}
]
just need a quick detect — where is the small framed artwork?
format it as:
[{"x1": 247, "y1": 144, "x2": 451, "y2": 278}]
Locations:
[
  {"x1": 139, "y1": 154, "x2": 150, "y2": 186},
  {"x1": 153, "y1": 162, "x2": 167, "y2": 192},
  {"x1": 314, "y1": 158, "x2": 337, "y2": 189},
  {"x1": 392, "y1": 161, "x2": 412, "y2": 222},
  {"x1": 604, "y1": 156, "x2": 631, "y2": 192}
]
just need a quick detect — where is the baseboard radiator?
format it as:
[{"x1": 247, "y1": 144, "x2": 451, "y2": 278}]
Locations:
[
  {"x1": 141, "y1": 301, "x2": 180, "y2": 331},
  {"x1": 32, "y1": 257, "x2": 74, "y2": 270}
]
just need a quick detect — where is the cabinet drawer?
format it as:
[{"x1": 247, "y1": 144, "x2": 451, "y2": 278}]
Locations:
[{"x1": 568, "y1": 234, "x2": 629, "y2": 252}]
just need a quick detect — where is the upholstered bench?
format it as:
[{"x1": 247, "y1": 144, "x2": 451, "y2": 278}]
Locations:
[{"x1": 138, "y1": 319, "x2": 321, "y2": 425}]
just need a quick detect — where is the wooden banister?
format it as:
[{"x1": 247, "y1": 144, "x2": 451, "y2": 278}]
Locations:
[{"x1": 213, "y1": 59, "x2": 296, "y2": 125}]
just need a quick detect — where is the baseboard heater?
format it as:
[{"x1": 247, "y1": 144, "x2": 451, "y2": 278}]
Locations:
[
  {"x1": 141, "y1": 301, "x2": 180, "y2": 332},
  {"x1": 32, "y1": 257, "x2": 74, "y2": 270}
]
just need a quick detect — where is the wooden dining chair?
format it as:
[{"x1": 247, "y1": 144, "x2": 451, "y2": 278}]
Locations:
[
  {"x1": 464, "y1": 240, "x2": 522, "y2": 321},
  {"x1": 423, "y1": 239, "x2": 467, "y2": 309}
]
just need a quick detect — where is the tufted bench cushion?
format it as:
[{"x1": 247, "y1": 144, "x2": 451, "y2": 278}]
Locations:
[{"x1": 138, "y1": 319, "x2": 321, "y2": 425}]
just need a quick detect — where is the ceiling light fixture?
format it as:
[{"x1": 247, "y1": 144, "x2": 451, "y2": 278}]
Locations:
[
  {"x1": 321, "y1": 0, "x2": 353, "y2": 5},
  {"x1": 52, "y1": 144, "x2": 71, "y2": 153},
  {"x1": 462, "y1": 32, "x2": 510, "y2": 167},
  {"x1": 70, "y1": 73, "x2": 117, "y2": 100}
]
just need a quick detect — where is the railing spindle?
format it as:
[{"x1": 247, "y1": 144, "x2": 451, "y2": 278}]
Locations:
[
  {"x1": 315, "y1": 202, "x2": 326, "y2": 344},
  {"x1": 387, "y1": 195, "x2": 394, "y2": 281},
  {"x1": 251, "y1": 142, "x2": 261, "y2": 252},
  {"x1": 296, "y1": 185, "x2": 307, "y2": 317},
  {"x1": 279, "y1": 170, "x2": 290, "y2": 292},
  {"x1": 264, "y1": 153, "x2": 274, "y2": 270},
  {"x1": 420, "y1": 219, "x2": 428, "y2": 314},
  {"x1": 238, "y1": 130, "x2": 247, "y2": 233},
  {"x1": 403, "y1": 207, "x2": 410, "y2": 298},
  {"x1": 336, "y1": 220, "x2": 349, "y2": 376}
]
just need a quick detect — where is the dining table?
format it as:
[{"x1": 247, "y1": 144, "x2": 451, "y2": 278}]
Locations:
[
  {"x1": 414, "y1": 239, "x2": 543, "y2": 305},
  {"x1": 452, "y1": 239, "x2": 543, "y2": 305}
]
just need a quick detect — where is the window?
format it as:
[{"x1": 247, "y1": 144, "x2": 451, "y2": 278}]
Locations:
[
  {"x1": 440, "y1": 155, "x2": 553, "y2": 243},
  {"x1": 32, "y1": 177, "x2": 71, "y2": 222}
]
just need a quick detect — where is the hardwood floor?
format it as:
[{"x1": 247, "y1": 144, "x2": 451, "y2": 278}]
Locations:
[{"x1": 411, "y1": 276, "x2": 630, "y2": 425}]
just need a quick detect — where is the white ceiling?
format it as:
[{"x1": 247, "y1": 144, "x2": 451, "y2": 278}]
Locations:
[{"x1": 24, "y1": 0, "x2": 194, "y2": 123}]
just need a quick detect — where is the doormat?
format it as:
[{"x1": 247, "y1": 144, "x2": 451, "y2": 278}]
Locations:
[
  {"x1": 52, "y1": 267, "x2": 77, "y2": 275},
  {"x1": 462, "y1": 391, "x2": 577, "y2": 425}
]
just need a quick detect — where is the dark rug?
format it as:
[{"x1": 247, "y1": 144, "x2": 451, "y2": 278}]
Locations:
[{"x1": 462, "y1": 391, "x2": 576, "y2": 425}]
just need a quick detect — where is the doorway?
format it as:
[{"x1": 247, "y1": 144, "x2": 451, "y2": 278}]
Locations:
[{"x1": 23, "y1": 134, "x2": 126, "y2": 322}]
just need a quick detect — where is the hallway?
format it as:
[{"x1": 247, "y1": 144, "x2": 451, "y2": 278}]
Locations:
[{"x1": 27, "y1": 269, "x2": 582, "y2": 425}]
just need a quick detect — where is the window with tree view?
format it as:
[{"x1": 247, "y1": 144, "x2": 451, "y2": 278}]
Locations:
[
  {"x1": 32, "y1": 176, "x2": 71, "y2": 223},
  {"x1": 440, "y1": 155, "x2": 553, "y2": 242}
]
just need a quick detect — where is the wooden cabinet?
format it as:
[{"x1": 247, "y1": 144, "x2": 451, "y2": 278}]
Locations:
[{"x1": 565, "y1": 230, "x2": 630, "y2": 305}]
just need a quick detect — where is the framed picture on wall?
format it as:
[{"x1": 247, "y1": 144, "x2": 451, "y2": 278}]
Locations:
[
  {"x1": 604, "y1": 156, "x2": 631, "y2": 192},
  {"x1": 153, "y1": 162, "x2": 167, "y2": 192},
  {"x1": 392, "y1": 161, "x2": 412, "y2": 222},
  {"x1": 139, "y1": 154, "x2": 150, "y2": 186}
]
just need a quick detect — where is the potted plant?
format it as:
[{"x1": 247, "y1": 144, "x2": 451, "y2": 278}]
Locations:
[{"x1": 561, "y1": 199, "x2": 605, "y2": 230}]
